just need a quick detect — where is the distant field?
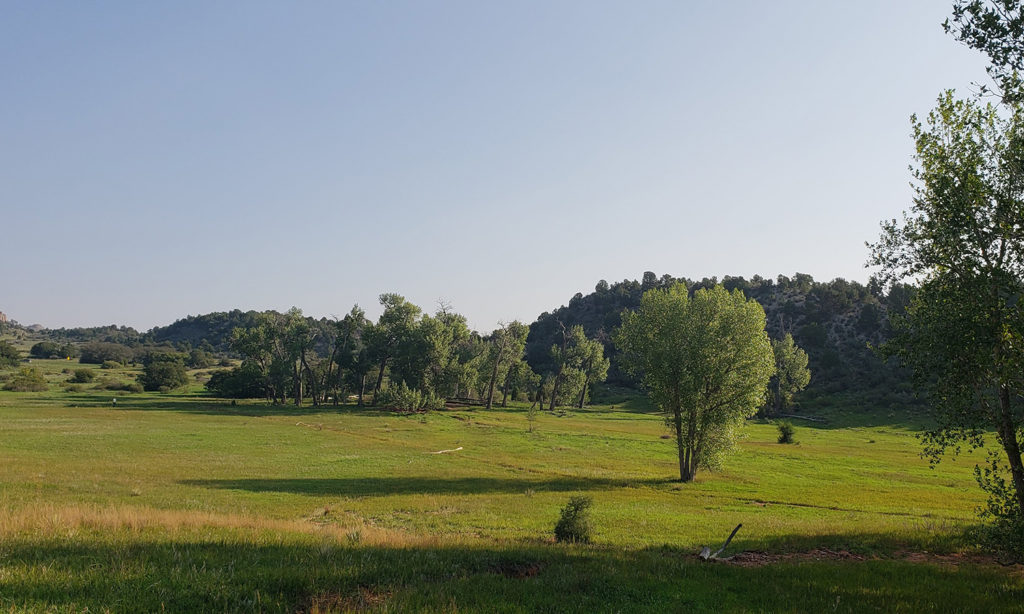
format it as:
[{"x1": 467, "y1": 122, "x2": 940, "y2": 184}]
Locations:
[{"x1": 0, "y1": 358, "x2": 1021, "y2": 612}]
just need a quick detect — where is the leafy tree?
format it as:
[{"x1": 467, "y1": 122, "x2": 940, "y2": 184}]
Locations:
[
  {"x1": 79, "y1": 342, "x2": 134, "y2": 365},
  {"x1": 138, "y1": 354, "x2": 189, "y2": 392},
  {"x1": 547, "y1": 324, "x2": 607, "y2": 410},
  {"x1": 615, "y1": 284, "x2": 774, "y2": 482},
  {"x1": 869, "y1": 91, "x2": 1024, "y2": 521},
  {"x1": 365, "y1": 294, "x2": 422, "y2": 404},
  {"x1": 0, "y1": 340, "x2": 19, "y2": 368},
  {"x1": 766, "y1": 334, "x2": 811, "y2": 416},
  {"x1": 482, "y1": 321, "x2": 529, "y2": 409},
  {"x1": 29, "y1": 341, "x2": 76, "y2": 359}
]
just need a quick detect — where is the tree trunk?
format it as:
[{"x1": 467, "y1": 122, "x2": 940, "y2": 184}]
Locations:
[
  {"x1": 372, "y1": 358, "x2": 387, "y2": 405},
  {"x1": 673, "y1": 407, "x2": 693, "y2": 482},
  {"x1": 486, "y1": 358, "x2": 500, "y2": 410},
  {"x1": 293, "y1": 362, "x2": 302, "y2": 406},
  {"x1": 501, "y1": 368, "x2": 512, "y2": 407},
  {"x1": 358, "y1": 373, "x2": 366, "y2": 407},
  {"x1": 997, "y1": 384, "x2": 1024, "y2": 513},
  {"x1": 548, "y1": 368, "x2": 563, "y2": 411},
  {"x1": 577, "y1": 374, "x2": 590, "y2": 409}
]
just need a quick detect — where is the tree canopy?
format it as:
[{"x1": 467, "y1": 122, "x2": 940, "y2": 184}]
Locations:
[
  {"x1": 869, "y1": 90, "x2": 1024, "y2": 520},
  {"x1": 615, "y1": 284, "x2": 774, "y2": 482}
]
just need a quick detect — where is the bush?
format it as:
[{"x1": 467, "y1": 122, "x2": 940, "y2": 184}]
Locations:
[
  {"x1": 777, "y1": 420, "x2": 796, "y2": 444},
  {"x1": 100, "y1": 360, "x2": 121, "y2": 370},
  {"x1": 3, "y1": 367, "x2": 48, "y2": 392},
  {"x1": 138, "y1": 354, "x2": 188, "y2": 392},
  {"x1": 377, "y1": 382, "x2": 445, "y2": 411},
  {"x1": 186, "y1": 348, "x2": 214, "y2": 369},
  {"x1": 206, "y1": 361, "x2": 266, "y2": 399},
  {"x1": 554, "y1": 495, "x2": 593, "y2": 543},
  {"x1": 0, "y1": 340, "x2": 20, "y2": 368},
  {"x1": 69, "y1": 368, "x2": 95, "y2": 383}
]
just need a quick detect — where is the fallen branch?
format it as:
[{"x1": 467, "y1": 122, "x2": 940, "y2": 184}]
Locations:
[
  {"x1": 429, "y1": 446, "x2": 463, "y2": 454},
  {"x1": 296, "y1": 421, "x2": 323, "y2": 430},
  {"x1": 699, "y1": 523, "x2": 742, "y2": 561}
]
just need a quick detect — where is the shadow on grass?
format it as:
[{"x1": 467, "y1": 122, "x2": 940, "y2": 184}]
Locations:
[
  {"x1": 181, "y1": 475, "x2": 675, "y2": 496},
  {"x1": 2, "y1": 536, "x2": 1020, "y2": 613},
  {"x1": 59, "y1": 393, "x2": 389, "y2": 418}
]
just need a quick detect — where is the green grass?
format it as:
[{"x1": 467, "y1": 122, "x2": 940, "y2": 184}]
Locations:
[{"x1": 0, "y1": 357, "x2": 1020, "y2": 612}]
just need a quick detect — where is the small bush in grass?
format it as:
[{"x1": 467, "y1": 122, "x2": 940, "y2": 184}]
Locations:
[
  {"x1": 777, "y1": 420, "x2": 796, "y2": 444},
  {"x1": 3, "y1": 367, "x2": 48, "y2": 392},
  {"x1": 100, "y1": 360, "x2": 121, "y2": 370},
  {"x1": 554, "y1": 495, "x2": 593, "y2": 543},
  {"x1": 70, "y1": 368, "x2": 95, "y2": 383}
]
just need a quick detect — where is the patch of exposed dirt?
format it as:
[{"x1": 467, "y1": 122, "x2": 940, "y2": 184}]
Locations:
[
  {"x1": 490, "y1": 561, "x2": 543, "y2": 579},
  {"x1": 715, "y1": 549, "x2": 1022, "y2": 569},
  {"x1": 309, "y1": 586, "x2": 392, "y2": 613}
]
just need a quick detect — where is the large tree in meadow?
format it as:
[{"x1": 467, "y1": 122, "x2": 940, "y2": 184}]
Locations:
[
  {"x1": 869, "y1": 91, "x2": 1024, "y2": 520},
  {"x1": 615, "y1": 284, "x2": 774, "y2": 482},
  {"x1": 365, "y1": 293, "x2": 421, "y2": 404}
]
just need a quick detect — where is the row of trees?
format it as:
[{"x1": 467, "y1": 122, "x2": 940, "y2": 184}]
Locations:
[{"x1": 210, "y1": 296, "x2": 612, "y2": 411}]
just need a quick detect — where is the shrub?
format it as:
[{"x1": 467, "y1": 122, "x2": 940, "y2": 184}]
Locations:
[
  {"x1": 554, "y1": 495, "x2": 593, "y2": 543},
  {"x1": 138, "y1": 354, "x2": 189, "y2": 392},
  {"x1": 100, "y1": 360, "x2": 121, "y2": 370},
  {"x1": 377, "y1": 382, "x2": 444, "y2": 411},
  {"x1": 186, "y1": 348, "x2": 214, "y2": 369},
  {"x1": 3, "y1": 367, "x2": 48, "y2": 392},
  {"x1": 0, "y1": 340, "x2": 20, "y2": 368},
  {"x1": 777, "y1": 420, "x2": 796, "y2": 444},
  {"x1": 206, "y1": 361, "x2": 265, "y2": 399},
  {"x1": 69, "y1": 368, "x2": 95, "y2": 383}
]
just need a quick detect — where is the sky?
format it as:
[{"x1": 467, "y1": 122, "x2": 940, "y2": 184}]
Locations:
[{"x1": 0, "y1": 1, "x2": 993, "y2": 332}]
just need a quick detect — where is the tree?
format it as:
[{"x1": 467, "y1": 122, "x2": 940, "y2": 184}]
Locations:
[
  {"x1": 869, "y1": 91, "x2": 1024, "y2": 521},
  {"x1": 482, "y1": 321, "x2": 529, "y2": 409},
  {"x1": 766, "y1": 333, "x2": 811, "y2": 416},
  {"x1": 365, "y1": 294, "x2": 422, "y2": 404},
  {"x1": 615, "y1": 284, "x2": 774, "y2": 482},
  {"x1": 138, "y1": 354, "x2": 189, "y2": 392}
]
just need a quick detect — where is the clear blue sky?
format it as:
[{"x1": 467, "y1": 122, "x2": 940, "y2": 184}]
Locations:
[{"x1": 0, "y1": 1, "x2": 991, "y2": 331}]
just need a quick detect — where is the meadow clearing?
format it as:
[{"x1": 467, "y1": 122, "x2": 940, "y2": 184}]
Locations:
[{"x1": 0, "y1": 357, "x2": 1021, "y2": 612}]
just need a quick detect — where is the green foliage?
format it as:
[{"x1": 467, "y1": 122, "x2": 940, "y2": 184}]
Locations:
[
  {"x1": 376, "y1": 381, "x2": 445, "y2": 412},
  {"x1": 766, "y1": 334, "x2": 811, "y2": 416},
  {"x1": 29, "y1": 341, "x2": 77, "y2": 359},
  {"x1": 206, "y1": 361, "x2": 266, "y2": 399},
  {"x1": 79, "y1": 342, "x2": 134, "y2": 365},
  {"x1": 69, "y1": 368, "x2": 95, "y2": 384},
  {"x1": 869, "y1": 90, "x2": 1024, "y2": 524},
  {"x1": 3, "y1": 367, "x2": 47, "y2": 391},
  {"x1": 776, "y1": 420, "x2": 796, "y2": 444},
  {"x1": 616, "y1": 284, "x2": 775, "y2": 481},
  {"x1": 100, "y1": 360, "x2": 121, "y2": 370},
  {"x1": 0, "y1": 340, "x2": 19, "y2": 368},
  {"x1": 186, "y1": 348, "x2": 214, "y2": 369},
  {"x1": 547, "y1": 324, "x2": 609, "y2": 410},
  {"x1": 554, "y1": 495, "x2": 594, "y2": 543},
  {"x1": 138, "y1": 354, "x2": 189, "y2": 392},
  {"x1": 946, "y1": 0, "x2": 1024, "y2": 100}
]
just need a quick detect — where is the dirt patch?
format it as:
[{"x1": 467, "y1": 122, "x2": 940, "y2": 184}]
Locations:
[
  {"x1": 309, "y1": 586, "x2": 392, "y2": 613},
  {"x1": 490, "y1": 561, "x2": 543, "y2": 579},
  {"x1": 723, "y1": 548, "x2": 866, "y2": 567},
  {"x1": 717, "y1": 549, "x2": 1021, "y2": 569}
]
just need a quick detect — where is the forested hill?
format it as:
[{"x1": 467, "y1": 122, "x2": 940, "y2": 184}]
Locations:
[{"x1": 525, "y1": 272, "x2": 917, "y2": 402}]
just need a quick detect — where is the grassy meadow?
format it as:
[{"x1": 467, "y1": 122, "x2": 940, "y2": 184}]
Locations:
[{"x1": 0, "y1": 355, "x2": 1022, "y2": 612}]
